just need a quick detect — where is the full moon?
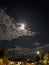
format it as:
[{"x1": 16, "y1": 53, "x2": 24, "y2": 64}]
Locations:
[
  {"x1": 19, "y1": 23, "x2": 25, "y2": 30},
  {"x1": 21, "y1": 24, "x2": 25, "y2": 30}
]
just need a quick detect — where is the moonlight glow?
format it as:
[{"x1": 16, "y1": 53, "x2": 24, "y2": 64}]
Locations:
[{"x1": 20, "y1": 24, "x2": 25, "y2": 30}]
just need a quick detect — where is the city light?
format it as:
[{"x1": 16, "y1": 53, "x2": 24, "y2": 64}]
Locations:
[{"x1": 36, "y1": 51, "x2": 40, "y2": 55}]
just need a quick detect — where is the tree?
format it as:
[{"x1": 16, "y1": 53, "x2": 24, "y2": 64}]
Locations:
[{"x1": 43, "y1": 53, "x2": 49, "y2": 64}]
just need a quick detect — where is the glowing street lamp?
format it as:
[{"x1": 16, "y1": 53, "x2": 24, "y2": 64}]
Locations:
[
  {"x1": 36, "y1": 51, "x2": 41, "y2": 59},
  {"x1": 36, "y1": 51, "x2": 40, "y2": 55}
]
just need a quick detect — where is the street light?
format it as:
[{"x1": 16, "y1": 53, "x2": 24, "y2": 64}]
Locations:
[
  {"x1": 36, "y1": 51, "x2": 40, "y2": 55},
  {"x1": 36, "y1": 51, "x2": 41, "y2": 60}
]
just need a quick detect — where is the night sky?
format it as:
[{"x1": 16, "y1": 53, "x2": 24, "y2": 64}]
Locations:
[{"x1": 0, "y1": 0, "x2": 49, "y2": 51}]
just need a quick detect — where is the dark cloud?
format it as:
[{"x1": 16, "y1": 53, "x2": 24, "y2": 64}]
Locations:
[
  {"x1": 0, "y1": 9, "x2": 38, "y2": 40},
  {"x1": 8, "y1": 44, "x2": 49, "y2": 56}
]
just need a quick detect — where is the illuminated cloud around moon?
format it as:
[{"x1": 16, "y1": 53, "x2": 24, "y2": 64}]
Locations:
[
  {"x1": 20, "y1": 24, "x2": 25, "y2": 30},
  {"x1": 18, "y1": 23, "x2": 25, "y2": 30},
  {"x1": 0, "y1": 9, "x2": 39, "y2": 40}
]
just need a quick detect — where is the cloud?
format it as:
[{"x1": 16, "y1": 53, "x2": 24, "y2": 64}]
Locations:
[
  {"x1": 0, "y1": 9, "x2": 38, "y2": 40},
  {"x1": 35, "y1": 43, "x2": 49, "y2": 49},
  {"x1": 8, "y1": 46, "x2": 34, "y2": 55},
  {"x1": 8, "y1": 44, "x2": 49, "y2": 56},
  {"x1": 34, "y1": 42, "x2": 40, "y2": 46}
]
